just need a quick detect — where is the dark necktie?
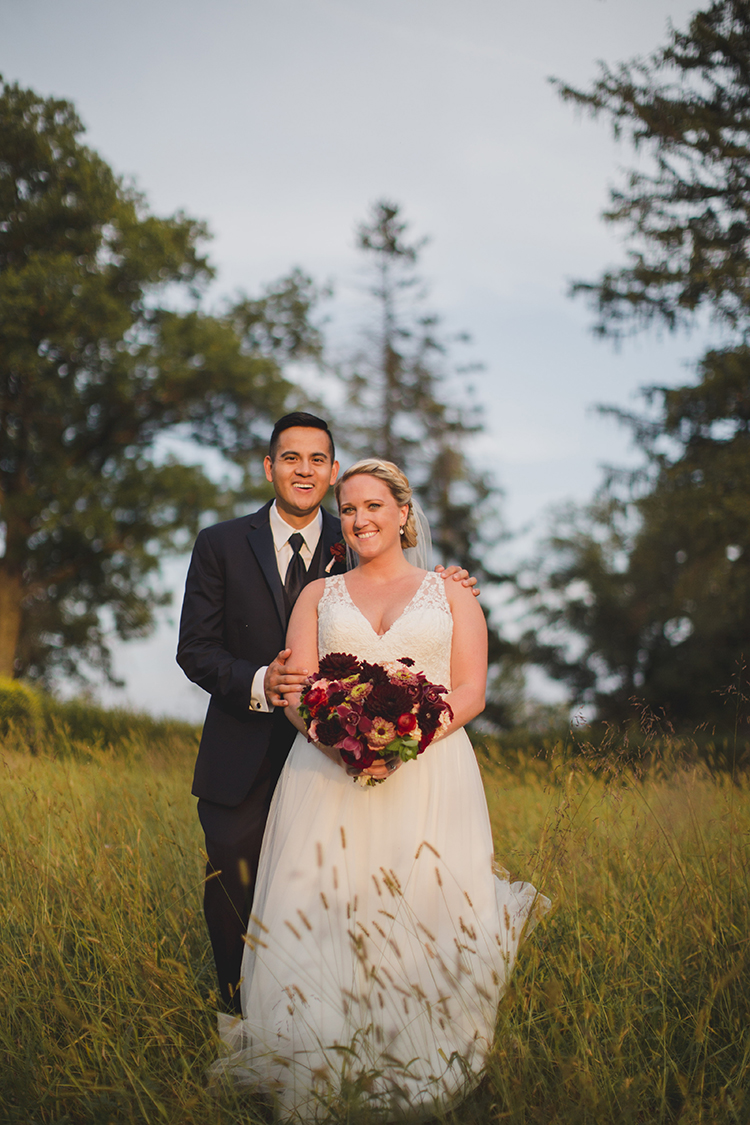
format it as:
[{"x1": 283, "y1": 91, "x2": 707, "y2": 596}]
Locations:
[{"x1": 284, "y1": 532, "x2": 306, "y2": 607}]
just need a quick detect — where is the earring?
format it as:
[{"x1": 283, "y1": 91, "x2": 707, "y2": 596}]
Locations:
[{"x1": 399, "y1": 526, "x2": 405, "y2": 535}]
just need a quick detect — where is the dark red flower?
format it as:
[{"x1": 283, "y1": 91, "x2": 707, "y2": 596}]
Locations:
[
  {"x1": 422, "y1": 683, "x2": 448, "y2": 705},
  {"x1": 418, "y1": 703, "x2": 453, "y2": 750},
  {"x1": 366, "y1": 683, "x2": 413, "y2": 720},
  {"x1": 419, "y1": 704, "x2": 441, "y2": 727},
  {"x1": 319, "y1": 652, "x2": 362, "y2": 678},
  {"x1": 313, "y1": 717, "x2": 345, "y2": 747},
  {"x1": 398, "y1": 657, "x2": 415, "y2": 667},
  {"x1": 303, "y1": 685, "x2": 328, "y2": 715},
  {"x1": 359, "y1": 660, "x2": 390, "y2": 687},
  {"x1": 330, "y1": 540, "x2": 347, "y2": 564},
  {"x1": 342, "y1": 742, "x2": 377, "y2": 769},
  {"x1": 397, "y1": 712, "x2": 417, "y2": 734}
]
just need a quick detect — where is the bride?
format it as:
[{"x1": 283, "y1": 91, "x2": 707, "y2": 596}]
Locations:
[{"x1": 212, "y1": 459, "x2": 549, "y2": 1118}]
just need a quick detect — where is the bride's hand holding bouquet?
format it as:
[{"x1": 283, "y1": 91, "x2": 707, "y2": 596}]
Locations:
[{"x1": 298, "y1": 651, "x2": 453, "y2": 785}]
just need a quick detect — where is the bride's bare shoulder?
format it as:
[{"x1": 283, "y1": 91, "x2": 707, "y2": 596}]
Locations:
[{"x1": 442, "y1": 571, "x2": 484, "y2": 615}]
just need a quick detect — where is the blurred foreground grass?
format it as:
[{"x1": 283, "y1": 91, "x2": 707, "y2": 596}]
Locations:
[{"x1": 0, "y1": 714, "x2": 748, "y2": 1124}]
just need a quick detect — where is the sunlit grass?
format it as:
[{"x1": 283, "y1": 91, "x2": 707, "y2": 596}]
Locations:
[
  {"x1": 480, "y1": 754, "x2": 750, "y2": 1124},
  {"x1": 1, "y1": 722, "x2": 748, "y2": 1124}
]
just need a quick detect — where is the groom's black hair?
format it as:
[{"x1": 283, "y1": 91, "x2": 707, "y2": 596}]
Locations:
[{"x1": 269, "y1": 412, "x2": 335, "y2": 461}]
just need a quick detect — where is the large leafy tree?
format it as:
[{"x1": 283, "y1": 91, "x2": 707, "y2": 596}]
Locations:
[
  {"x1": 335, "y1": 201, "x2": 516, "y2": 726},
  {"x1": 0, "y1": 79, "x2": 322, "y2": 684},
  {"x1": 523, "y1": 365, "x2": 750, "y2": 726},
  {"x1": 526, "y1": 2, "x2": 750, "y2": 727}
]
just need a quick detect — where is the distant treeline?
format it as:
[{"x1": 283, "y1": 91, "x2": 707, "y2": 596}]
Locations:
[{"x1": 2, "y1": 676, "x2": 747, "y2": 781}]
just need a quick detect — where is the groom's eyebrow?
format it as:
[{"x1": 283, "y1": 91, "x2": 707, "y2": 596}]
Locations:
[{"x1": 281, "y1": 449, "x2": 330, "y2": 460}]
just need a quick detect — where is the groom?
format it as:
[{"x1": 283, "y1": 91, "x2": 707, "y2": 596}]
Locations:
[
  {"x1": 177, "y1": 412, "x2": 343, "y2": 1011},
  {"x1": 177, "y1": 411, "x2": 475, "y2": 1012}
]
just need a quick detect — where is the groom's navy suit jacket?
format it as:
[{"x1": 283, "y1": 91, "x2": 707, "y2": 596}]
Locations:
[{"x1": 177, "y1": 500, "x2": 343, "y2": 808}]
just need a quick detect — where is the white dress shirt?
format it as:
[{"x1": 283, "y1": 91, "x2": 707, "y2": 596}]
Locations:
[{"x1": 249, "y1": 503, "x2": 323, "y2": 712}]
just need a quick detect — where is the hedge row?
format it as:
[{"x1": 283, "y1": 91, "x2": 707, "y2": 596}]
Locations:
[{"x1": 0, "y1": 677, "x2": 199, "y2": 756}]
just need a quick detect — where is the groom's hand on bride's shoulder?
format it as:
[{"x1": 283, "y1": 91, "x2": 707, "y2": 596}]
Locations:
[
  {"x1": 264, "y1": 649, "x2": 309, "y2": 707},
  {"x1": 435, "y1": 565, "x2": 480, "y2": 597}
]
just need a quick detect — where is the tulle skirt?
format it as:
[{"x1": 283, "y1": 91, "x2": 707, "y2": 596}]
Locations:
[{"x1": 210, "y1": 729, "x2": 549, "y2": 1120}]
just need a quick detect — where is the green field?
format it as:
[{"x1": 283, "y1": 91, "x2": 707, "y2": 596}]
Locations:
[{"x1": 1, "y1": 718, "x2": 748, "y2": 1124}]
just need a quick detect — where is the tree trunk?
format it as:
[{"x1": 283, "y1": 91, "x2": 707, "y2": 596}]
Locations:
[{"x1": 0, "y1": 565, "x2": 23, "y2": 678}]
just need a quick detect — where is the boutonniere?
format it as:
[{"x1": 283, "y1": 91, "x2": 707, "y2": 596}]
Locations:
[{"x1": 325, "y1": 539, "x2": 347, "y2": 573}]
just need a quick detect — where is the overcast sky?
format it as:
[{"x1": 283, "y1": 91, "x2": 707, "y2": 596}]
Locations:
[{"x1": 2, "y1": 0, "x2": 710, "y2": 719}]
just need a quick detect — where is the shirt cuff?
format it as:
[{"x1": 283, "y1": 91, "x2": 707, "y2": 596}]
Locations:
[{"x1": 250, "y1": 666, "x2": 271, "y2": 712}]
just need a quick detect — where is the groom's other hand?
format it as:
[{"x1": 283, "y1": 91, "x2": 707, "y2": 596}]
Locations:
[
  {"x1": 435, "y1": 565, "x2": 480, "y2": 597},
  {"x1": 264, "y1": 649, "x2": 309, "y2": 707}
]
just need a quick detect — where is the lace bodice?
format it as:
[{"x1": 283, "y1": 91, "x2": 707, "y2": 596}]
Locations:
[{"x1": 318, "y1": 571, "x2": 453, "y2": 688}]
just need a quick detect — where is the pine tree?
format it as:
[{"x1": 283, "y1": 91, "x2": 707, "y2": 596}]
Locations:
[
  {"x1": 528, "y1": 2, "x2": 750, "y2": 728},
  {"x1": 337, "y1": 201, "x2": 503, "y2": 578},
  {"x1": 335, "y1": 201, "x2": 516, "y2": 727},
  {"x1": 554, "y1": 0, "x2": 750, "y2": 337}
]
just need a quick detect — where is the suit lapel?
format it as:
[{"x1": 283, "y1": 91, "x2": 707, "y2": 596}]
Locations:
[{"x1": 247, "y1": 502, "x2": 287, "y2": 627}]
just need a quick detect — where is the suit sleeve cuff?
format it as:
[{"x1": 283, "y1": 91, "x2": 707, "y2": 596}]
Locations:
[{"x1": 250, "y1": 666, "x2": 271, "y2": 712}]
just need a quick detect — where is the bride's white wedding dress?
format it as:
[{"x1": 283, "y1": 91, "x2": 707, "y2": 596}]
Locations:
[{"x1": 212, "y1": 572, "x2": 549, "y2": 1119}]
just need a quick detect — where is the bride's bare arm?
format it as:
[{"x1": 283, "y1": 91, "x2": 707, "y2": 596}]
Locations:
[
  {"x1": 440, "y1": 580, "x2": 488, "y2": 737},
  {"x1": 281, "y1": 580, "x2": 322, "y2": 737},
  {"x1": 283, "y1": 580, "x2": 344, "y2": 767}
]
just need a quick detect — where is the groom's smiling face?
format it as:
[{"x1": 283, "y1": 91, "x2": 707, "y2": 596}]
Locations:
[{"x1": 264, "y1": 426, "x2": 339, "y2": 527}]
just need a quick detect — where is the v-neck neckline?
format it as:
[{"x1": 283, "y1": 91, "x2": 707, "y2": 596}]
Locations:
[{"x1": 341, "y1": 571, "x2": 430, "y2": 639}]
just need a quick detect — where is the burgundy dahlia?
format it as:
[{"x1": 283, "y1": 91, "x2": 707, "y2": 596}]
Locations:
[
  {"x1": 367, "y1": 683, "x2": 414, "y2": 720},
  {"x1": 313, "y1": 717, "x2": 344, "y2": 748},
  {"x1": 319, "y1": 652, "x2": 361, "y2": 678},
  {"x1": 358, "y1": 660, "x2": 390, "y2": 687}
]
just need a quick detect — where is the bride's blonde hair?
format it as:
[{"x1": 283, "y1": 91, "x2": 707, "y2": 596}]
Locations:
[{"x1": 334, "y1": 459, "x2": 418, "y2": 549}]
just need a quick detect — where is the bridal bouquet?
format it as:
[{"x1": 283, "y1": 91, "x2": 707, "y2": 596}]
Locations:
[{"x1": 299, "y1": 652, "x2": 453, "y2": 785}]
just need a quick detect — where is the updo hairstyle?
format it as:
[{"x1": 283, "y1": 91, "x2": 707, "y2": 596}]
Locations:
[{"x1": 334, "y1": 459, "x2": 418, "y2": 550}]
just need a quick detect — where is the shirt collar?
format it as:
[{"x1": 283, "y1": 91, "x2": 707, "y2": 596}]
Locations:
[{"x1": 269, "y1": 501, "x2": 323, "y2": 554}]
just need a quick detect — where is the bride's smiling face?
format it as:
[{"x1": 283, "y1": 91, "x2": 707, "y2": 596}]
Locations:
[{"x1": 338, "y1": 475, "x2": 408, "y2": 559}]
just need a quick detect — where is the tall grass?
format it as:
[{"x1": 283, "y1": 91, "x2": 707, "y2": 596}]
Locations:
[
  {"x1": 1, "y1": 718, "x2": 748, "y2": 1123},
  {"x1": 482, "y1": 754, "x2": 749, "y2": 1124}
]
